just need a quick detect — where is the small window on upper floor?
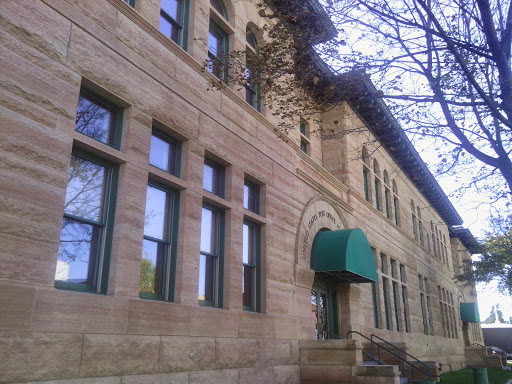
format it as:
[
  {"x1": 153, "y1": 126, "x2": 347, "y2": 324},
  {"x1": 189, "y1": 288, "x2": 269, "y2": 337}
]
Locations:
[
  {"x1": 211, "y1": 0, "x2": 227, "y2": 16},
  {"x1": 244, "y1": 180, "x2": 259, "y2": 214},
  {"x1": 392, "y1": 180, "x2": 400, "y2": 227},
  {"x1": 203, "y1": 159, "x2": 224, "y2": 197},
  {"x1": 362, "y1": 147, "x2": 371, "y2": 203},
  {"x1": 299, "y1": 118, "x2": 310, "y2": 155},
  {"x1": 75, "y1": 91, "x2": 122, "y2": 149},
  {"x1": 124, "y1": 0, "x2": 136, "y2": 7},
  {"x1": 160, "y1": 0, "x2": 188, "y2": 49},
  {"x1": 150, "y1": 130, "x2": 180, "y2": 176}
]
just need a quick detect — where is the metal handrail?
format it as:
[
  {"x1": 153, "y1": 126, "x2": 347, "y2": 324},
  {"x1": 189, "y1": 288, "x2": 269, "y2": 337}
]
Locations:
[
  {"x1": 347, "y1": 331, "x2": 442, "y2": 383},
  {"x1": 325, "y1": 330, "x2": 385, "y2": 366}
]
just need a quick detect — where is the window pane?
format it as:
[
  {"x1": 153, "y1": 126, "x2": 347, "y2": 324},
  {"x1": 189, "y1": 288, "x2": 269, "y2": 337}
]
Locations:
[
  {"x1": 208, "y1": 28, "x2": 220, "y2": 56},
  {"x1": 243, "y1": 223, "x2": 255, "y2": 265},
  {"x1": 64, "y1": 155, "x2": 106, "y2": 222},
  {"x1": 144, "y1": 185, "x2": 168, "y2": 240},
  {"x1": 56, "y1": 218, "x2": 100, "y2": 286},
  {"x1": 243, "y1": 265, "x2": 254, "y2": 308},
  {"x1": 203, "y1": 162, "x2": 221, "y2": 195},
  {"x1": 140, "y1": 239, "x2": 165, "y2": 295},
  {"x1": 150, "y1": 135, "x2": 170, "y2": 172},
  {"x1": 200, "y1": 208, "x2": 217, "y2": 253},
  {"x1": 244, "y1": 183, "x2": 257, "y2": 212},
  {"x1": 199, "y1": 254, "x2": 215, "y2": 302},
  {"x1": 160, "y1": 15, "x2": 180, "y2": 43},
  {"x1": 76, "y1": 95, "x2": 115, "y2": 145},
  {"x1": 161, "y1": 0, "x2": 181, "y2": 22}
]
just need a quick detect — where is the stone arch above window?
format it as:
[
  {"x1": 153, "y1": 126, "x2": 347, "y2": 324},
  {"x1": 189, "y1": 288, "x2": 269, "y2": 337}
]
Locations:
[
  {"x1": 373, "y1": 159, "x2": 380, "y2": 177},
  {"x1": 417, "y1": 206, "x2": 422, "y2": 219},
  {"x1": 362, "y1": 146, "x2": 370, "y2": 166},
  {"x1": 211, "y1": 0, "x2": 229, "y2": 19},
  {"x1": 383, "y1": 170, "x2": 389, "y2": 185},
  {"x1": 392, "y1": 180, "x2": 398, "y2": 194}
]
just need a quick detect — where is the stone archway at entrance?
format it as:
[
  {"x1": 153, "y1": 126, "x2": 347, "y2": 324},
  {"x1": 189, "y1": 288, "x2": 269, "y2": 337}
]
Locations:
[{"x1": 294, "y1": 196, "x2": 348, "y2": 339}]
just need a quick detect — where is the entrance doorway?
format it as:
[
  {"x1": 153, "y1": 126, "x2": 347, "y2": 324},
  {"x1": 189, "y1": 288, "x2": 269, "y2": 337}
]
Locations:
[{"x1": 311, "y1": 275, "x2": 338, "y2": 340}]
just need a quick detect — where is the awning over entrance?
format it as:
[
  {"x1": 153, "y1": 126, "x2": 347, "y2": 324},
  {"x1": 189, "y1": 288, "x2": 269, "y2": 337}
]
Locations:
[
  {"x1": 311, "y1": 228, "x2": 378, "y2": 283},
  {"x1": 460, "y1": 303, "x2": 480, "y2": 322}
]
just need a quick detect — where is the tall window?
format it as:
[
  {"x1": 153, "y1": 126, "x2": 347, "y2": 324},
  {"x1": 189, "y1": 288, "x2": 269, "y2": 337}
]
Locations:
[
  {"x1": 419, "y1": 274, "x2": 428, "y2": 335},
  {"x1": 392, "y1": 180, "x2": 399, "y2": 226},
  {"x1": 199, "y1": 205, "x2": 224, "y2": 307},
  {"x1": 55, "y1": 152, "x2": 118, "y2": 293},
  {"x1": 411, "y1": 200, "x2": 418, "y2": 241},
  {"x1": 75, "y1": 91, "x2": 121, "y2": 148},
  {"x1": 246, "y1": 29, "x2": 261, "y2": 111},
  {"x1": 400, "y1": 265, "x2": 409, "y2": 333},
  {"x1": 431, "y1": 221, "x2": 437, "y2": 257},
  {"x1": 380, "y1": 254, "x2": 391, "y2": 330},
  {"x1": 383, "y1": 171, "x2": 391, "y2": 219},
  {"x1": 362, "y1": 147, "x2": 371, "y2": 203},
  {"x1": 417, "y1": 207, "x2": 424, "y2": 246},
  {"x1": 208, "y1": 22, "x2": 228, "y2": 79},
  {"x1": 160, "y1": 0, "x2": 187, "y2": 48},
  {"x1": 208, "y1": 0, "x2": 229, "y2": 80},
  {"x1": 374, "y1": 160, "x2": 382, "y2": 211},
  {"x1": 243, "y1": 220, "x2": 260, "y2": 311},
  {"x1": 140, "y1": 183, "x2": 179, "y2": 301},
  {"x1": 371, "y1": 247, "x2": 381, "y2": 329}
]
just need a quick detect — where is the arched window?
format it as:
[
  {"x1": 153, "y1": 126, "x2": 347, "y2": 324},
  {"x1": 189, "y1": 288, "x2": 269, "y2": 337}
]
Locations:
[
  {"x1": 383, "y1": 171, "x2": 391, "y2": 219},
  {"x1": 362, "y1": 147, "x2": 371, "y2": 202},
  {"x1": 431, "y1": 221, "x2": 436, "y2": 257},
  {"x1": 245, "y1": 27, "x2": 261, "y2": 111},
  {"x1": 160, "y1": 0, "x2": 189, "y2": 49},
  {"x1": 374, "y1": 160, "x2": 382, "y2": 211},
  {"x1": 392, "y1": 180, "x2": 399, "y2": 226},
  {"x1": 208, "y1": 0, "x2": 231, "y2": 80}
]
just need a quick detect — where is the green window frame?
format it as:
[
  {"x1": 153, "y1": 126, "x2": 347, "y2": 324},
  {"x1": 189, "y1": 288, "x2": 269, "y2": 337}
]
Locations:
[
  {"x1": 243, "y1": 220, "x2": 261, "y2": 312},
  {"x1": 402, "y1": 286, "x2": 409, "y2": 332},
  {"x1": 420, "y1": 293, "x2": 428, "y2": 334},
  {"x1": 382, "y1": 277, "x2": 391, "y2": 330},
  {"x1": 375, "y1": 179, "x2": 381, "y2": 211},
  {"x1": 208, "y1": 21, "x2": 229, "y2": 81},
  {"x1": 124, "y1": 0, "x2": 136, "y2": 7},
  {"x1": 75, "y1": 90, "x2": 122, "y2": 149},
  {"x1": 363, "y1": 168, "x2": 370, "y2": 202},
  {"x1": 160, "y1": 0, "x2": 189, "y2": 49},
  {"x1": 199, "y1": 204, "x2": 224, "y2": 307},
  {"x1": 372, "y1": 281, "x2": 379, "y2": 328},
  {"x1": 149, "y1": 129, "x2": 181, "y2": 177},
  {"x1": 55, "y1": 150, "x2": 119, "y2": 294},
  {"x1": 392, "y1": 281, "x2": 400, "y2": 331},
  {"x1": 385, "y1": 189, "x2": 391, "y2": 219},
  {"x1": 139, "y1": 182, "x2": 180, "y2": 301},
  {"x1": 394, "y1": 197, "x2": 399, "y2": 226}
]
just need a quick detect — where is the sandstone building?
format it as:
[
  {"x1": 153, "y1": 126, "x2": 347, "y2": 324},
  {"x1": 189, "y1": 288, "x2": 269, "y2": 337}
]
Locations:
[{"x1": 0, "y1": 0, "x2": 487, "y2": 383}]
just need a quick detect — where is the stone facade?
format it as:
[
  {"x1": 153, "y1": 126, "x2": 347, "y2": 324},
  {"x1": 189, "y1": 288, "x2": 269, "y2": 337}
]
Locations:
[{"x1": 0, "y1": 0, "x2": 483, "y2": 383}]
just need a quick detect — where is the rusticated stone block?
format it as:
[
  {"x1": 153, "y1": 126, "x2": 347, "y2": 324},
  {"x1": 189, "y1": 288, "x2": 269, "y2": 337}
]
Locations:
[
  {"x1": 0, "y1": 283, "x2": 35, "y2": 331},
  {"x1": 274, "y1": 365, "x2": 301, "y2": 384},
  {"x1": 0, "y1": 331, "x2": 82, "y2": 383},
  {"x1": 121, "y1": 372, "x2": 188, "y2": 384},
  {"x1": 32, "y1": 288, "x2": 129, "y2": 334},
  {"x1": 27, "y1": 377, "x2": 121, "y2": 384},
  {"x1": 160, "y1": 336, "x2": 215, "y2": 372},
  {"x1": 188, "y1": 368, "x2": 238, "y2": 384},
  {"x1": 80, "y1": 334, "x2": 160, "y2": 377},
  {"x1": 239, "y1": 366, "x2": 275, "y2": 384},
  {"x1": 215, "y1": 338, "x2": 261, "y2": 369}
]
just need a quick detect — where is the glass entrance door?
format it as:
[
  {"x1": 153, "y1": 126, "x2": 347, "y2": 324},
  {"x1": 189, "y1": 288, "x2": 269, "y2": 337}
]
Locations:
[{"x1": 311, "y1": 280, "x2": 337, "y2": 340}]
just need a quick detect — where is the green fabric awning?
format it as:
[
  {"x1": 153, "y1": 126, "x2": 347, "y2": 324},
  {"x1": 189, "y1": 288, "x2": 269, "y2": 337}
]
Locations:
[
  {"x1": 311, "y1": 228, "x2": 378, "y2": 283},
  {"x1": 460, "y1": 303, "x2": 480, "y2": 322}
]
